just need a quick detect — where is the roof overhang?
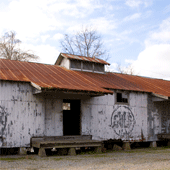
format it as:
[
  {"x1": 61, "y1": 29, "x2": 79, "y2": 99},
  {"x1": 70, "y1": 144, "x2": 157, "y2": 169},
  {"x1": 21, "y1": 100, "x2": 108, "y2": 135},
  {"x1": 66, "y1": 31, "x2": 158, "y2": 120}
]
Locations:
[
  {"x1": 55, "y1": 53, "x2": 110, "y2": 65},
  {"x1": 41, "y1": 88, "x2": 113, "y2": 96},
  {"x1": 54, "y1": 53, "x2": 64, "y2": 65},
  {"x1": 152, "y1": 93, "x2": 169, "y2": 102},
  {"x1": 31, "y1": 82, "x2": 113, "y2": 96}
]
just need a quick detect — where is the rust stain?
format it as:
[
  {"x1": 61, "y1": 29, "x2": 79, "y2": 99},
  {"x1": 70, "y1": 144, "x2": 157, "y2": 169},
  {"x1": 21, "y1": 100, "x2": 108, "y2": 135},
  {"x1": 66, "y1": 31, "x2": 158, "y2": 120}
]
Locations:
[
  {"x1": 60, "y1": 53, "x2": 110, "y2": 65},
  {"x1": 0, "y1": 58, "x2": 170, "y2": 97}
]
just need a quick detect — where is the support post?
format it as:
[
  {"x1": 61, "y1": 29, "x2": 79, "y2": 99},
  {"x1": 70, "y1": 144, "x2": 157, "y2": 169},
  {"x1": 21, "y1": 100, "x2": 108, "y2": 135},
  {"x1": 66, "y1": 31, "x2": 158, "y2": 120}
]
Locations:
[
  {"x1": 18, "y1": 147, "x2": 27, "y2": 155},
  {"x1": 112, "y1": 144, "x2": 122, "y2": 151},
  {"x1": 167, "y1": 141, "x2": 170, "y2": 147},
  {"x1": 122, "y1": 142, "x2": 131, "y2": 150},
  {"x1": 94, "y1": 146, "x2": 102, "y2": 153},
  {"x1": 68, "y1": 148, "x2": 76, "y2": 156},
  {"x1": 38, "y1": 148, "x2": 46, "y2": 157},
  {"x1": 150, "y1": 141, "x2": 157, "y2": 148}
]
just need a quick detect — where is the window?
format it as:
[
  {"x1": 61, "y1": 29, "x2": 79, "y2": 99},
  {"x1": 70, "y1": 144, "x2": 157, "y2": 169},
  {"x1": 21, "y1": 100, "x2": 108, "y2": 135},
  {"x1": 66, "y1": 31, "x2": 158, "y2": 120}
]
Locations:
[
  {"x1": 83, "y1": 61, "x2": 93, "y2": 71},
  {"x1": 116, "y1": 92, "x2": 128, "y2": 103},
  {"x1": 70, "y1": 60, "x2": 81, "y2": 70},
  {"x1": 94, "y1": 63, "x2": 104, "y2": 72}
]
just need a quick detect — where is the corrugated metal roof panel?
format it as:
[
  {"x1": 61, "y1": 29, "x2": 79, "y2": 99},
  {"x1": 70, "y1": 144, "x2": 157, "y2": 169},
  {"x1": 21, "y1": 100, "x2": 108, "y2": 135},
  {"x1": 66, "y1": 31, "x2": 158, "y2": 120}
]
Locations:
[
  {"x1": 77, "y1": 71, "x2": 170, "y2": 97},
  {"x1": 0, "y1": 59, "x2": 170, "y2": 97},
  {"x1": 0, "y1": 59, "x2": 112, "y2": 94}
]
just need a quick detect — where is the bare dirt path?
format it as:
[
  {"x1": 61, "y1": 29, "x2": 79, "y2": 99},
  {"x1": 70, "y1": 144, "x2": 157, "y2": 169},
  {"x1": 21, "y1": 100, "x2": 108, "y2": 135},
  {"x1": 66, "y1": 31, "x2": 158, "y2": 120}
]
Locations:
[{"x1": 1, "y1": 148, "x2": 170, "y2": 170}]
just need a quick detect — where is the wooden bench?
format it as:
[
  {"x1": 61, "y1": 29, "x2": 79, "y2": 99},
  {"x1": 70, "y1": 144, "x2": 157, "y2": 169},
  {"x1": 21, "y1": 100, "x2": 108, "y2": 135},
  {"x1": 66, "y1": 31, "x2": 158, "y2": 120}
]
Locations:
[
  {"x1": 31, "y1": 136, "x2": 102, "y2": 156},
  {"x1": 157, "y1": 133, "x2": 170, "y2": 140}
]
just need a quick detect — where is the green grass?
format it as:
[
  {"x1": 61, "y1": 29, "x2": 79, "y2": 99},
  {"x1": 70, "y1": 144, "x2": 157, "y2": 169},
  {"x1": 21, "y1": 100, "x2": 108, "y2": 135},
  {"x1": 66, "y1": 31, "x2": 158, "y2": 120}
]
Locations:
[
  {"x1": 53, "y1": 158, "x2": 64, "y2": 161},
  {"x1": 0, "y1": 157, "x2": 25, "y2": 161},
  {"x1": 0, "y1": 155, "x2": 37, "y2": 161}
]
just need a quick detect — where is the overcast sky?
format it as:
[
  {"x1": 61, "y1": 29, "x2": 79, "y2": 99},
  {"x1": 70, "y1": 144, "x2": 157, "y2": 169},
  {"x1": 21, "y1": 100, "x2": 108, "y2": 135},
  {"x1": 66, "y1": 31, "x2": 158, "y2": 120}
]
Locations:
[{"x1": 0, "y1": 0, "x2": 170, "y2": 80}]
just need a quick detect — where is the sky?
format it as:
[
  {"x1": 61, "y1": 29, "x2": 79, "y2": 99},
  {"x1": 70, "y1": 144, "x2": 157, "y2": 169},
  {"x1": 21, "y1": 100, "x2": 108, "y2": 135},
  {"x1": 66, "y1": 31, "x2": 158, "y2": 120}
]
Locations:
[{"x1": 0, "y1": 0, "x2": 170, "y2": 80}]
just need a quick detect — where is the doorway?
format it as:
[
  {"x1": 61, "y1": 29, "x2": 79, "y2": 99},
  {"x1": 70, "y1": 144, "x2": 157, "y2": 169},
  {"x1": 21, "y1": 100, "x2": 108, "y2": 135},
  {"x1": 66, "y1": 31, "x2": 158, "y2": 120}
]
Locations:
[{"x1": 63, "y1": 100, "x2": 81, "y2": 136}]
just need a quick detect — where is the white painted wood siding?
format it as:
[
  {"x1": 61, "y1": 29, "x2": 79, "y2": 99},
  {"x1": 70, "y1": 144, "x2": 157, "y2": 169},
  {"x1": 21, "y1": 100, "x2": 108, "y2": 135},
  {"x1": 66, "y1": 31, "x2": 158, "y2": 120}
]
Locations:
[
  {"x1": 0, "y1": 81, "x2": 45, "y2": 148},
  {"x1": 81, "y1": 92, "x2": 149, "y2": 141},
  {"x1": 45, "y1": 99, "x2": 63, "y2": 136}
]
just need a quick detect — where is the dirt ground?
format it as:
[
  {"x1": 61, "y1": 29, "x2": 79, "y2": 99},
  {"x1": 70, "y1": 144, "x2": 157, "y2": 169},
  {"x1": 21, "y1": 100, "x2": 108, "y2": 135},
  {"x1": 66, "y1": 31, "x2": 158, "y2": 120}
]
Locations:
[{"x1": 0, "y1": 147, "x2": 170, "y2": 170}]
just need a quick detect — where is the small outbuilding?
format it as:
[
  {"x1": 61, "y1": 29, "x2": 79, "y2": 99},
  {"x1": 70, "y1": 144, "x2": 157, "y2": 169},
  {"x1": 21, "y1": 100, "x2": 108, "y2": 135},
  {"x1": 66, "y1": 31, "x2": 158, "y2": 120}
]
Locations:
[{"x1": 0, "y1": 53, "x2": 170, "y2": 155}]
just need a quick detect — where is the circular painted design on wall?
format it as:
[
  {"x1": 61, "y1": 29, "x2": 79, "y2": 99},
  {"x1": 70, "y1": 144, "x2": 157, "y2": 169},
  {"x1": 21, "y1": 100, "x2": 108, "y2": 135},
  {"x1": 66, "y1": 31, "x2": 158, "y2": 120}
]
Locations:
[{"x1": 111, "y1": 106, "x2": 135, "y2": 137}]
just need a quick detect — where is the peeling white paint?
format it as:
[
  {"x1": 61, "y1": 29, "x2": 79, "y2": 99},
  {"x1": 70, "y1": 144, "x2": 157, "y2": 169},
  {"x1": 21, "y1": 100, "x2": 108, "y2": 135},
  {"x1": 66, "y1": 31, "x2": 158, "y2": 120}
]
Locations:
[{"x1": 0, "y1": 81, "x2": 169, "y2": 148}]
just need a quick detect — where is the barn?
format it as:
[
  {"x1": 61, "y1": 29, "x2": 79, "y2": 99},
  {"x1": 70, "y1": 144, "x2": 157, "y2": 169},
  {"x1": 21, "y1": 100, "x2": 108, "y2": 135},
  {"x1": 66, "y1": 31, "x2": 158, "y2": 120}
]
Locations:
[{"x1": 0, "y1": 53, "x2": 170, "y2": 156}]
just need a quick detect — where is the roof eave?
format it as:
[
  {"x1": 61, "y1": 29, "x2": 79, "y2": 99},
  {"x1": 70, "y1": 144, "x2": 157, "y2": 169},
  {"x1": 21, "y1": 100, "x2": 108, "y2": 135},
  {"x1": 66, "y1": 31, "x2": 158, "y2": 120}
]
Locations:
[
  {"x1": 152, "y1": 93, "x2": 169, "y2": 100},
  {"x1": 54, "y1": 53, "x2": 65, "y2": 65},
  {"x1": 40, "y1": 87, "x2": 113, "y2": 96}
]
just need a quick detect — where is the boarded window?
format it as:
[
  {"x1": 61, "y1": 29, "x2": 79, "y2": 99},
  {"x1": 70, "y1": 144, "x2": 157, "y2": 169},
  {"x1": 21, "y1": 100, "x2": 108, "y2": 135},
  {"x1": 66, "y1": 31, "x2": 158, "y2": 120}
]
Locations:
[
  {"x1": 116, "y1": 92, "x2": 128, "y2": 103},
  {"x1": 83, "y1": 61, "x2": 93, "y2": 71},
  {"x1": 70, "y1": 60, "x2": 81, "y2": 69},
  {"x1": 94, "y1": 63, "x2": 104, "y2": 72}
]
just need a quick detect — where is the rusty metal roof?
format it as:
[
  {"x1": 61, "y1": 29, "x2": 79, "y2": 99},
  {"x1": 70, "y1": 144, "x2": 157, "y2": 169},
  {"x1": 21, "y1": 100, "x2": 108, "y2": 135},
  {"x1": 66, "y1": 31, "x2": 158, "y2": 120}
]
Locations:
[
  {"x1": 0, "y1": 59, "x2": 170, "y2": 97},
  {"x1": 77, "y1": 71, "x2": 170, "y2": 98},
  {"x1": 55, "y1": 53, "x2": 110, "y2": 65},
  {"x1": 0, "y1": 59, "x2": 112, "y2": 94}
]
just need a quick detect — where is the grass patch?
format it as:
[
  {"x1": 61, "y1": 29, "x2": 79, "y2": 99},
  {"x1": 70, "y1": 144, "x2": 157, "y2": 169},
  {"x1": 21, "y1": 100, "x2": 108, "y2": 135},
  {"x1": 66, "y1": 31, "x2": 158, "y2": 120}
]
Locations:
[
  {"x1": 121, "y1": 147, "x2": 170, "y2": 154},
  {"x1": 78, "y1": 150, "x2": 96, "y2": 155},
  {"x1": 89, "y1": 154, "x2": 110, "y2": 158},
  {"x1": 53, "y1": 158, "x2": 64, "y2": 161},
  {"x1": 0, "y1": 155, "x2": 37, "y2": 161},
  {"x1": 0, "y1": 157, "x2": 25, "y2": 161}
]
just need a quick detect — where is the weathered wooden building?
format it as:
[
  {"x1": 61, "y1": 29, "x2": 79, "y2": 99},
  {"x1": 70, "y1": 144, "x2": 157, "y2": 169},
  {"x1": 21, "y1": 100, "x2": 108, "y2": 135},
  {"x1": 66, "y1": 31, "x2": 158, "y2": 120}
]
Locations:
[{"x1": 0, "y1": 53, "x2": 170, "y2": 155}]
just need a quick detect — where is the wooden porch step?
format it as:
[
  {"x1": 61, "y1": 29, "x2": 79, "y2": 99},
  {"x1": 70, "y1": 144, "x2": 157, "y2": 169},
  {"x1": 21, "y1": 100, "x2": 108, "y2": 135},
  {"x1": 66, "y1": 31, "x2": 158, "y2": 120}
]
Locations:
[
  {"x1": 32, "y1": 140, "x2": 102, "y2": 148},
  {"x1": 31, "y1": 136, "x2": 102, "y2": 157},
  {"x1": 31, "y1": 135, "x2": 92, "y2": 143}
]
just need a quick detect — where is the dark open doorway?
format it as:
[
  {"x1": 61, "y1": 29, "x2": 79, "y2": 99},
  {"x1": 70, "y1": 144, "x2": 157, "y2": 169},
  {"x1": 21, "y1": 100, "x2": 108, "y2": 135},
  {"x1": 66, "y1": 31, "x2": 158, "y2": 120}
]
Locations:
[{"x1": 63, "y1": 100, "x2": 81, "y2": 136}]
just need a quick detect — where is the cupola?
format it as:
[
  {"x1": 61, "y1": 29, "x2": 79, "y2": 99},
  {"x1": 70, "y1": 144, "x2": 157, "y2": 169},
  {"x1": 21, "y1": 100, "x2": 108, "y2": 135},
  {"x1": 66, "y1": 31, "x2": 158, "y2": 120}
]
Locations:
[{"x1": 55, "y1": 53, "x2": 110, "y2": 74}]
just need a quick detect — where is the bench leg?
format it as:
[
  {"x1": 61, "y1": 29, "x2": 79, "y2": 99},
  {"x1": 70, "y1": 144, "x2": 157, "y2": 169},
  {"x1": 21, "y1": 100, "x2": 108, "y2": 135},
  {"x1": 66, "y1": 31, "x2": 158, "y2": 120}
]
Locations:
[
  {"x1": 95, "y1": 146, "x2": 102, "y2": 153},
  {"x1": 68, "y1": 148, "x2": 76, "y2": 156},
  {"x1": 150, "y1": 141, "x2": 157, "y2": 148},
  {"x1": 122, "y1": 142, "x2": 131, "y2": 150},
  {"x1": 18, "y1": 147, "x2": 27, "y2": 155},
  {"x1": 38, "y1": 148, "x2": 46, "y2": 157}
]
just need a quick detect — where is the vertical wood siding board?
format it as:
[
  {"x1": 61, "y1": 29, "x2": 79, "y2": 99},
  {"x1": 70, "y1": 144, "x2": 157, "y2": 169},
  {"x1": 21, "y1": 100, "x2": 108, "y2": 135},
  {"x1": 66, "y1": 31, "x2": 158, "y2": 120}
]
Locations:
[
  {"x1": 45, "y1": 99, "x2": 47, "y2": 136},
  {"x1": 56, "y1": 99, "x2": 62, "y2": 136},
  {"x1": 34, "y1": 102, "x2": 38, "y2": 135},
  {"x1": 81, "y1": 102, "x2": 92, "y2": 136},
  {"x1": 26, "y1": 101, "x2": 30, "y2": 146},
  {"x1": 5, "y1": 100, "x2": 9, "y2": 147},
  {"x1": 55, "y1": 100, "x2": 58, "y2": 135},
  {"x1": 45, "y1": 99, "x2": 51, "y2": 136},
  {"x1": 34, "y1": 102, "x2": 37, "y2": 135},
  {"x1": 56, "y1": 100, "x2": 59, "y2": 136},
  {"x1": 52, "y1": 101, "x2": 55, "y2": 136},
  {"x1": 50, "y1": 99, "x2": 53, "y2": 136},
  {"x1": 147, "y1": 94, "x2": 158, "y2": 141},
  {"x1": 8, "y1": 101, "x2": 12, "y2": 147},
  {"x1": 20, "y1": 101, "x2": 23, "y2": 146},
  {"x1": 48, "y1": 99, "x2": 51, "y2": 136},
  {"x1": 58, "y1": 100, "x2": 62, "y2": 136}
]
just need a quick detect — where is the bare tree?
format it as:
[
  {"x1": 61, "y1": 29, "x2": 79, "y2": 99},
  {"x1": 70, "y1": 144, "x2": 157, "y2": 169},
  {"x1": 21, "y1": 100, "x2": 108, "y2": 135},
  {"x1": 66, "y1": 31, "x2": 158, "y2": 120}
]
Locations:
[
  {"x1": 117, "y1": 63, "x2": 136, "y2": 75},
  {"x1": 60, "y1": 26, "x2": 108, "y2": 60},
  {"x1": 0, "y1": 31, "x2": 38, "y2": 61}
]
